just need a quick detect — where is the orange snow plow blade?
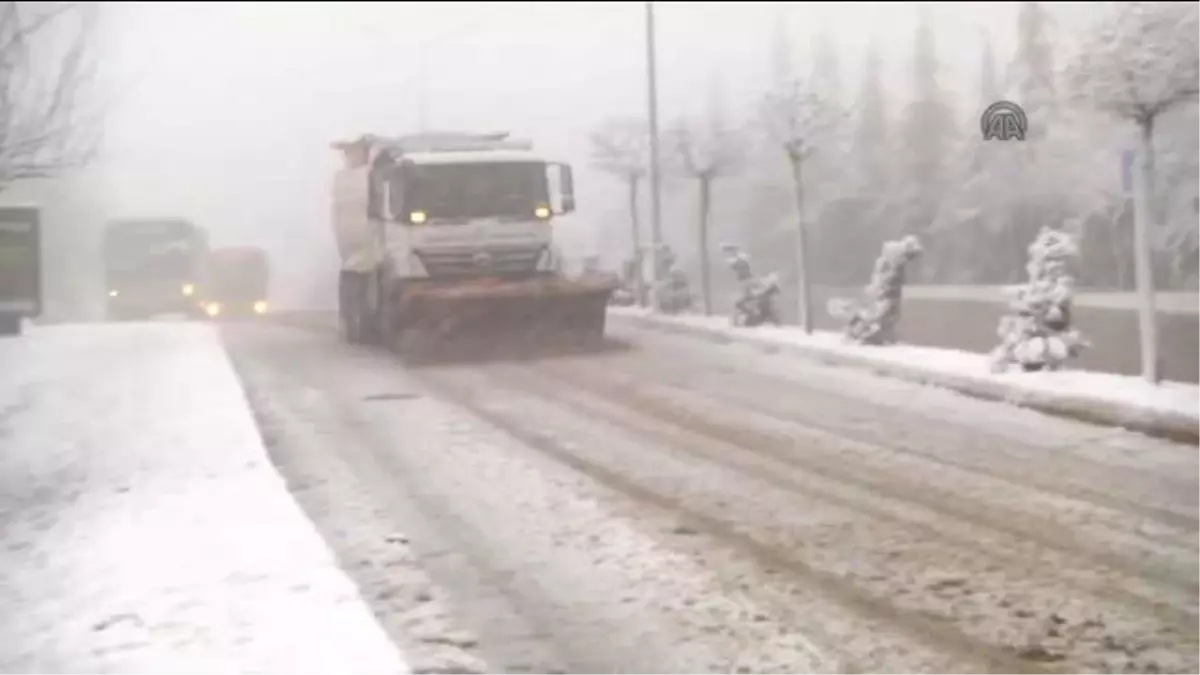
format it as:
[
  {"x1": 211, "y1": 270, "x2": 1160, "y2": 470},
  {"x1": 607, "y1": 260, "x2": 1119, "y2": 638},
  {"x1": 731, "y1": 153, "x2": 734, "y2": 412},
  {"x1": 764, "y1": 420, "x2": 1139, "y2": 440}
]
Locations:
[{"x1": 394, "y1": 274, "x2": 618, "y2": 355}]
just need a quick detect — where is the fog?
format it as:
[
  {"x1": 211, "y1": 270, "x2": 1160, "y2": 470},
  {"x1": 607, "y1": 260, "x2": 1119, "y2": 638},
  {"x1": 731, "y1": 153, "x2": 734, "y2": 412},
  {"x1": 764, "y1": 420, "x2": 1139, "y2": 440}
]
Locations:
[
  {"x1": 7, "y1": 2, "x2": 1197, "y2": 317},
  {"x1": 90, "y1": 2, "x2": 1011, "y2": 308}
]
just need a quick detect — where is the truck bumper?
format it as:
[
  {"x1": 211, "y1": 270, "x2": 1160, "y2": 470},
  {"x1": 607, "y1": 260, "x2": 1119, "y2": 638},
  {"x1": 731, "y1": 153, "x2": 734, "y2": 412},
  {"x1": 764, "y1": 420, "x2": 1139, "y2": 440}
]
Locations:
[{"x1": 107, "y1": 296, "x2": 203, "y2": 320}]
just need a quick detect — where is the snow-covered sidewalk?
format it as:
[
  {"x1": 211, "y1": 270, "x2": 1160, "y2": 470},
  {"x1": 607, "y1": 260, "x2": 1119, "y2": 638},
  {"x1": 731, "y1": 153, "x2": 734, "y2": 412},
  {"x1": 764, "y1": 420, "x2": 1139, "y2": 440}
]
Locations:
[
  {"x1": 609, "y1": 307, "x2": 1199, "y2": 444},
  {"x1": 0, "y1": 323, "x2": 409, "y2": 673}
]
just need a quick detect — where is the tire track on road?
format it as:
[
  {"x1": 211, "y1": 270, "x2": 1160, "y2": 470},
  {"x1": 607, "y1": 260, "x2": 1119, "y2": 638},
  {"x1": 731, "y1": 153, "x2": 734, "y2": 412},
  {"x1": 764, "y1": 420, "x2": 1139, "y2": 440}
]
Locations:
[
  {"x1": 510, "y1": 359, "x2": 1197, "y2": 619},
  {"x1": 611, "y1": 332, "x2": 1198, "y2": 524},
  {"x1": 536, "y1": 356, "x2": 1198, "y2": 601},
  {"x1": 415, "y1": 365, "x2": 1066, "y2": 675}
]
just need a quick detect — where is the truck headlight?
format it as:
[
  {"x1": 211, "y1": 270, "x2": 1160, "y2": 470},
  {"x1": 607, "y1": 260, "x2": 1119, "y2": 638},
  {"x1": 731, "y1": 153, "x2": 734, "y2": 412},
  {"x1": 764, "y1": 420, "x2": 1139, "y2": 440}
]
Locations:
[
  {"x1": 108, "y1": 289, "x2": 119, "y2": 298},
  {"x1": 205, "y1": 302, "x2": 221, "y2": 317},
  {"x1": 534, "y1": 205, "x2": 551, "y2": 219},
  {"x1": 253, "y1": 301, "x2": 268, "y2": 314},
  {"x1": 182, "y1": 283, "x2": 195, "y2": 296},
  {"x1": 409, "y1": 210, "x2": 427, "y2": 224}
]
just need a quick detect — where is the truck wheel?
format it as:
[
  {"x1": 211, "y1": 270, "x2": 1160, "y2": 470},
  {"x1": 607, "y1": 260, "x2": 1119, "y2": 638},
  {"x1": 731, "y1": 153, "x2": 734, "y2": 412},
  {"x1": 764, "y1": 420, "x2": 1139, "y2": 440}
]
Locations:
[
  {"x1": 338, "y1": 272, "x2": 366, "y2": 344},
  {"x1": 0, "y1": 314, "x2": 21, "y2": 336},
  {"x1": 358, "y1": 272, "x2": 385, "y2": 346}
]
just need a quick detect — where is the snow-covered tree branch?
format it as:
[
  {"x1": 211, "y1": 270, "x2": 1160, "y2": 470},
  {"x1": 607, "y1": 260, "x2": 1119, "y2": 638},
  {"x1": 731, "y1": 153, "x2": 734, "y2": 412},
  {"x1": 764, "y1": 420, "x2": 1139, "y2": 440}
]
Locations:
[
  {"x1": 589, "y1": 117, "x2": 649, "y2": 182},
  {"x1": 666, "y1": 107, "x2": 744, "y2": 315},
  {"x1": 1066, "y1": 2, "x2": 1199, "y2": 124},
  {"x1": 757, "y1": 72, "x2": 848, "y2": 333},
  {"x1": 758, "y1": 76, "x2": 847, "y2": 166},
  {"x1": 0, "y1": 1, "x2": 102, "y2": 190},
  {"x1": 1065, "y1": 0, "x2": 1199, "y2": 383},
  {"x1": 590, "y1": 117, "x2": 650, "y2": 305},
  {"x1": 667, "y1": 115, "x2": 742, "y2": 182}
]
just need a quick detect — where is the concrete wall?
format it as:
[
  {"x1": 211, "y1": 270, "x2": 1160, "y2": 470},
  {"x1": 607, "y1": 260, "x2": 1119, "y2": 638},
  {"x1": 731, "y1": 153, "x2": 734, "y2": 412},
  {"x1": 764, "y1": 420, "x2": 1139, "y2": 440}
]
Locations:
[{"x1": 703, "y1": 276, "x2": 1200, "y2": 384}]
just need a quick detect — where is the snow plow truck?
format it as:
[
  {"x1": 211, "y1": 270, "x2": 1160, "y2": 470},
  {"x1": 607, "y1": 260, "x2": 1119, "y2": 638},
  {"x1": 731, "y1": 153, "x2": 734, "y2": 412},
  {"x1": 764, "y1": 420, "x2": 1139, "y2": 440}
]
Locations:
[{"x1": 331, "y1": 131, "x2": 615, "y2": 352}]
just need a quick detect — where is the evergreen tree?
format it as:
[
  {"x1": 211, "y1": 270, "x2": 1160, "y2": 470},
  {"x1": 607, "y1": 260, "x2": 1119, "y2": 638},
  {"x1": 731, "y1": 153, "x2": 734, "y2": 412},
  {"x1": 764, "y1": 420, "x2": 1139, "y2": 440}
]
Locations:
[
  {"x1": 900, "y1": 9, "x2": 956, "y2": 240},
  {"x1": 812, "y1": 27, "x2": 840, "y2": 103},
  {"x1": 980, "y1": 30, "x2": 1000, "y2": 104},
  {"x1": 1011, "y1": 1, "x2": 1056, "y2": 127},
  {"x1": 854, "y1": 42, "x2": 887, "y2": 193}
]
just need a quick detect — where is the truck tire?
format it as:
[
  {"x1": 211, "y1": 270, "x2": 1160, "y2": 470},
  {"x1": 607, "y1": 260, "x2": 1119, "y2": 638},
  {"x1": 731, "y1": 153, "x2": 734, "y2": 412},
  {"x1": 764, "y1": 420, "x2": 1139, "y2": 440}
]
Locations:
[
  {"x1": 358, "y1": 271, "x2": 385, "y2": 346},
  {"x1": 338, "y1": 271, "x2": 366, "y2": 344}
]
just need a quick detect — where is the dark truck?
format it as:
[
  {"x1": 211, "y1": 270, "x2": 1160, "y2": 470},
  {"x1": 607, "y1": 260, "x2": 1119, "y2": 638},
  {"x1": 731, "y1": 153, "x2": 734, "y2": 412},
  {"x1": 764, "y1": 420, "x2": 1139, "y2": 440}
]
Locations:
[
  {"x1": 201, "y1": 247, "x2": 269, "y2": 319},
  {"x1": 103, "y1": 217, "x2": 209, "y2": 321},
  {"x1": 0, "y1": 206, "x2": 42, "y2": 336}
]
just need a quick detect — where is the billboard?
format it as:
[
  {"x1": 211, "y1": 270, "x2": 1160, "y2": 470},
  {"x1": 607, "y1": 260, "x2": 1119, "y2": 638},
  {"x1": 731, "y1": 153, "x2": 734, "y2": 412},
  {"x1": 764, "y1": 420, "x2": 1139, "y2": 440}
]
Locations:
[{"x1": 0, "y1": 206, "x2": 42, "y2": 317}]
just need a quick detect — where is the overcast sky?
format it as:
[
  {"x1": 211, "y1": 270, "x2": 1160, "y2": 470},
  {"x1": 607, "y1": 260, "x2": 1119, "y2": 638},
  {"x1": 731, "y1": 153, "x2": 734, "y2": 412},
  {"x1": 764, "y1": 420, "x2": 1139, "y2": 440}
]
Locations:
[{"x1": 80, "y1": 1, "x2": 1093, "y2": 304}]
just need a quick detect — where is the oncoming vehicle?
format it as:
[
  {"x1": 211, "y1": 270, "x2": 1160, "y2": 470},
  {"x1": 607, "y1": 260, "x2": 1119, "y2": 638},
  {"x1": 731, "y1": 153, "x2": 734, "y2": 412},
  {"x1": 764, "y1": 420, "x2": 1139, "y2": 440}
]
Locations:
[
  {"x1": 103, "y1": 217, "x2": 208, "y2": 321},
  {"x1": 331, "y1": 131, "x2": 617, "y2": 352},
  {"x1": 201, "y1": 247, "x2": 269, "y2": 319}
]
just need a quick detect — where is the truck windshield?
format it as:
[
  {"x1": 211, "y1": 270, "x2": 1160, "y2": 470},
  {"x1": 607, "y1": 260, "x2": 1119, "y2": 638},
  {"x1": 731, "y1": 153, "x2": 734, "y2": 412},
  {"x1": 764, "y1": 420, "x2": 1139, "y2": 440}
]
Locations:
[
  {"x1": 209, "y1": 256, "x2": 267, "y2": 301},
  {"x1": 400, "y1": 161, "x2": 548, "y2": 221},
  {"x1": 104, "y1": 221, "x2": 201, "y2": 281}
]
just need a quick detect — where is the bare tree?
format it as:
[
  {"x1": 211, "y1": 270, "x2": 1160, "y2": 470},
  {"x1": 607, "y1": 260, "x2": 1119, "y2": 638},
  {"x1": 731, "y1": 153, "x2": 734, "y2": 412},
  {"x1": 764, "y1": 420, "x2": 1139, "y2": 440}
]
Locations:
[
  {"x1": 1066, "y1": 1, "x2": 1199, "y2": 383},
  {"x1": 667, "y1": 108, "x2": 742, "y2": 316},
  {"x1": 590, "y1": 117, "x2": 650, "y2": 306},
  {"x1": 758, "y1": 73, "x2": 847, "y2": 333},
  {"x1": 0, "y1": 1, "x2": 102, "y2": 191}
]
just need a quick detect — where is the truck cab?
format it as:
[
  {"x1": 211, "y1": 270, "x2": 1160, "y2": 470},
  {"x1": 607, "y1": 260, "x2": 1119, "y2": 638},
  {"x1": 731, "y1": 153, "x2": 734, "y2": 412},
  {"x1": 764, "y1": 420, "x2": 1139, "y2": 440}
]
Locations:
[
  {"x1": 332, "y1": 132, "x2": 574, "y2": 284},
  {"x1": 202, "y1": 247, "x2": 270, "y2": 319},
  {"x1": 103, "y1": 217, "x2": 208, "y2": 321},
  {"x1": 331, "y1": 131, "x2": 613, "y2": 350}
]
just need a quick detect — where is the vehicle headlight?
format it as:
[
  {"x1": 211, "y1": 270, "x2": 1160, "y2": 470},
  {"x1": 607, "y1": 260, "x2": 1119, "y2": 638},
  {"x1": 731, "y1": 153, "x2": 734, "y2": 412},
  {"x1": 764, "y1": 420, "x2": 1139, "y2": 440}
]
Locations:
[
  {"x1": 253, "y1": 300, "x2": 268, "y2": 314},
  {"x1": 409, "y1": 210, "x2": 427, "y2": 224},
  {"x1": 108, "y1": 289, "x2": 119, "y2": 298},
  {"x1": 205, "y1": 302, "x2": 221, "y2": 317},
  {"x1": 182, "y1": 283, "x2": 195, "y2": 296},
  {"x1": 534, "y1": 205, "x2": 551, "y2": 219}
]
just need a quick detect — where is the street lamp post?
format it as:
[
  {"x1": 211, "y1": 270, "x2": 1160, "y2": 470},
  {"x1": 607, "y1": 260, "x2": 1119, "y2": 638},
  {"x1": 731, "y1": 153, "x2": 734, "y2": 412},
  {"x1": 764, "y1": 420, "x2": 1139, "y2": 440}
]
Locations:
[{"x1": 645, "y1": 1, "x2": 664, "y2": 302}]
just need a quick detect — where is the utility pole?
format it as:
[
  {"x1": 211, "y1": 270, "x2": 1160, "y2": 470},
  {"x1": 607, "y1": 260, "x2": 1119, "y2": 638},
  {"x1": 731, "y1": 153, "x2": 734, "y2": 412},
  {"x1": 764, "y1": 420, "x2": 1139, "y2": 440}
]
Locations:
[
  {"x1": 417, "y1": 50, "x2": 430, "y2": 131},
  {"x1": 645, "y1": 1, "x2": 664, "y2": 298}
]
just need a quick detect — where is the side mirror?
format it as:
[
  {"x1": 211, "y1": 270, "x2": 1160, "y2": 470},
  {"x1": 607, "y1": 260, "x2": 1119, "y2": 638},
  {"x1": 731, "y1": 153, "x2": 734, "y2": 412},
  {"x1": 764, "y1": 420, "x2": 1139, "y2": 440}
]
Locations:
[{"x1": 550, "y1": 162, "x2": 575, "y2": 214}]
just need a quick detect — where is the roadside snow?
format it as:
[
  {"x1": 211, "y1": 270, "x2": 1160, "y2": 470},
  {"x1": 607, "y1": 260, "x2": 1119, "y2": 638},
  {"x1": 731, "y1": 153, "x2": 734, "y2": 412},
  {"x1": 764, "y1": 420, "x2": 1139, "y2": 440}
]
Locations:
[
  {"x1": 0, "y1": 323, "x2": 409, "y2": 674},
  {"x1": 610, "y1": 307, "x2": 1199, "y2": 442}
]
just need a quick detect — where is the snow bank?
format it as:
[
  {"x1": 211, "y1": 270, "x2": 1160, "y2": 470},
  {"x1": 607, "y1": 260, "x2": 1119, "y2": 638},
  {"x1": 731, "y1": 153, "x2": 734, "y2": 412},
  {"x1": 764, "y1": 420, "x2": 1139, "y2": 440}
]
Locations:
[
  {"x1": 609, "y1": 307, "x2": 1199, "y2": 445},
  {"x1": 0, "y1": 323, "x2": 409, "y2": 673}
]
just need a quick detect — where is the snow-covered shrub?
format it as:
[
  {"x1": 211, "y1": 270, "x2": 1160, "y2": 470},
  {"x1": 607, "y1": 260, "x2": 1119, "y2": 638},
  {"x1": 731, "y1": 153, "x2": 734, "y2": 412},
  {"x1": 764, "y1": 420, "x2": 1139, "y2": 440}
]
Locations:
[
  {"x1": 653, "y1": 244, "x2": 693, "y2": 314},
  {"x1": 721, "y1": 242, "x2": 755, "y2": 283},
  {"x1": 827, "y1": 235, "x2": 923, "y2": 345},
  {"x1": 990, "y1": 227, "x2": 1088, "y2": 372},
  {"x1": 721, "y1": 242, "x2": 781, "y2": 325},
  {"x1": 607, "y1": 255, "x2": 641, "y2": 306}
]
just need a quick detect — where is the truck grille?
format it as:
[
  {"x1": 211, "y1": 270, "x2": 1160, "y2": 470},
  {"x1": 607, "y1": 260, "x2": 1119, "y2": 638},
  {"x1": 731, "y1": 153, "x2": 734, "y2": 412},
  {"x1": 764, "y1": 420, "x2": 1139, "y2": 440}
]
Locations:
[{"x1": 415, "y1": 245, "x2": 545, "y2": 278}]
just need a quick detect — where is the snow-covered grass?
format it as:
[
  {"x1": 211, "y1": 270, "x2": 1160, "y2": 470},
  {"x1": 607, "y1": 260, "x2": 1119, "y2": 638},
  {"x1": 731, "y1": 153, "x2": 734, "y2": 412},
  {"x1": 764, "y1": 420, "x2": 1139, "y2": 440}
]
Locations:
[
  {"x1": 0, "y1": 323, "x2": 409, "y2": 673},
  {"x1": 610, "y1": 307, "x2": 1199, "y2": 444}
]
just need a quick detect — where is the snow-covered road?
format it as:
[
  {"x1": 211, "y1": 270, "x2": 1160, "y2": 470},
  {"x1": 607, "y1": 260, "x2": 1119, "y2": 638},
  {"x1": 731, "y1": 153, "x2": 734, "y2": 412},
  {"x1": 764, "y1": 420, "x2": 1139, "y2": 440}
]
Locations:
[
  {"x1": 0, "y1": 323, "x2": 409, "y2": 674},
  {"x1": 226, "y1": 319, "x2": 1199, "y2": 674}
]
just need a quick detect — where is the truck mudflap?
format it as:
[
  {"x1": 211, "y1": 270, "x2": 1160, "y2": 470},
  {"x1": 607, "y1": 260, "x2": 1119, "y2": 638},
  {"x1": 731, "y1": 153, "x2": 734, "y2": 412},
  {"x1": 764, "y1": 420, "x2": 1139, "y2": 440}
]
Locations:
[{"x1": 392, "y1": 274, "x2": 619, "y2": 352}]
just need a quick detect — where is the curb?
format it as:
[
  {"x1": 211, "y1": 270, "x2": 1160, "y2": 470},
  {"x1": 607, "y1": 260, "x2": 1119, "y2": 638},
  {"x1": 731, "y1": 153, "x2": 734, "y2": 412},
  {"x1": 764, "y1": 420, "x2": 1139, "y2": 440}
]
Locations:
[{"x1": 610, "y1": 310, "x2": 1200, "y2": 446}]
